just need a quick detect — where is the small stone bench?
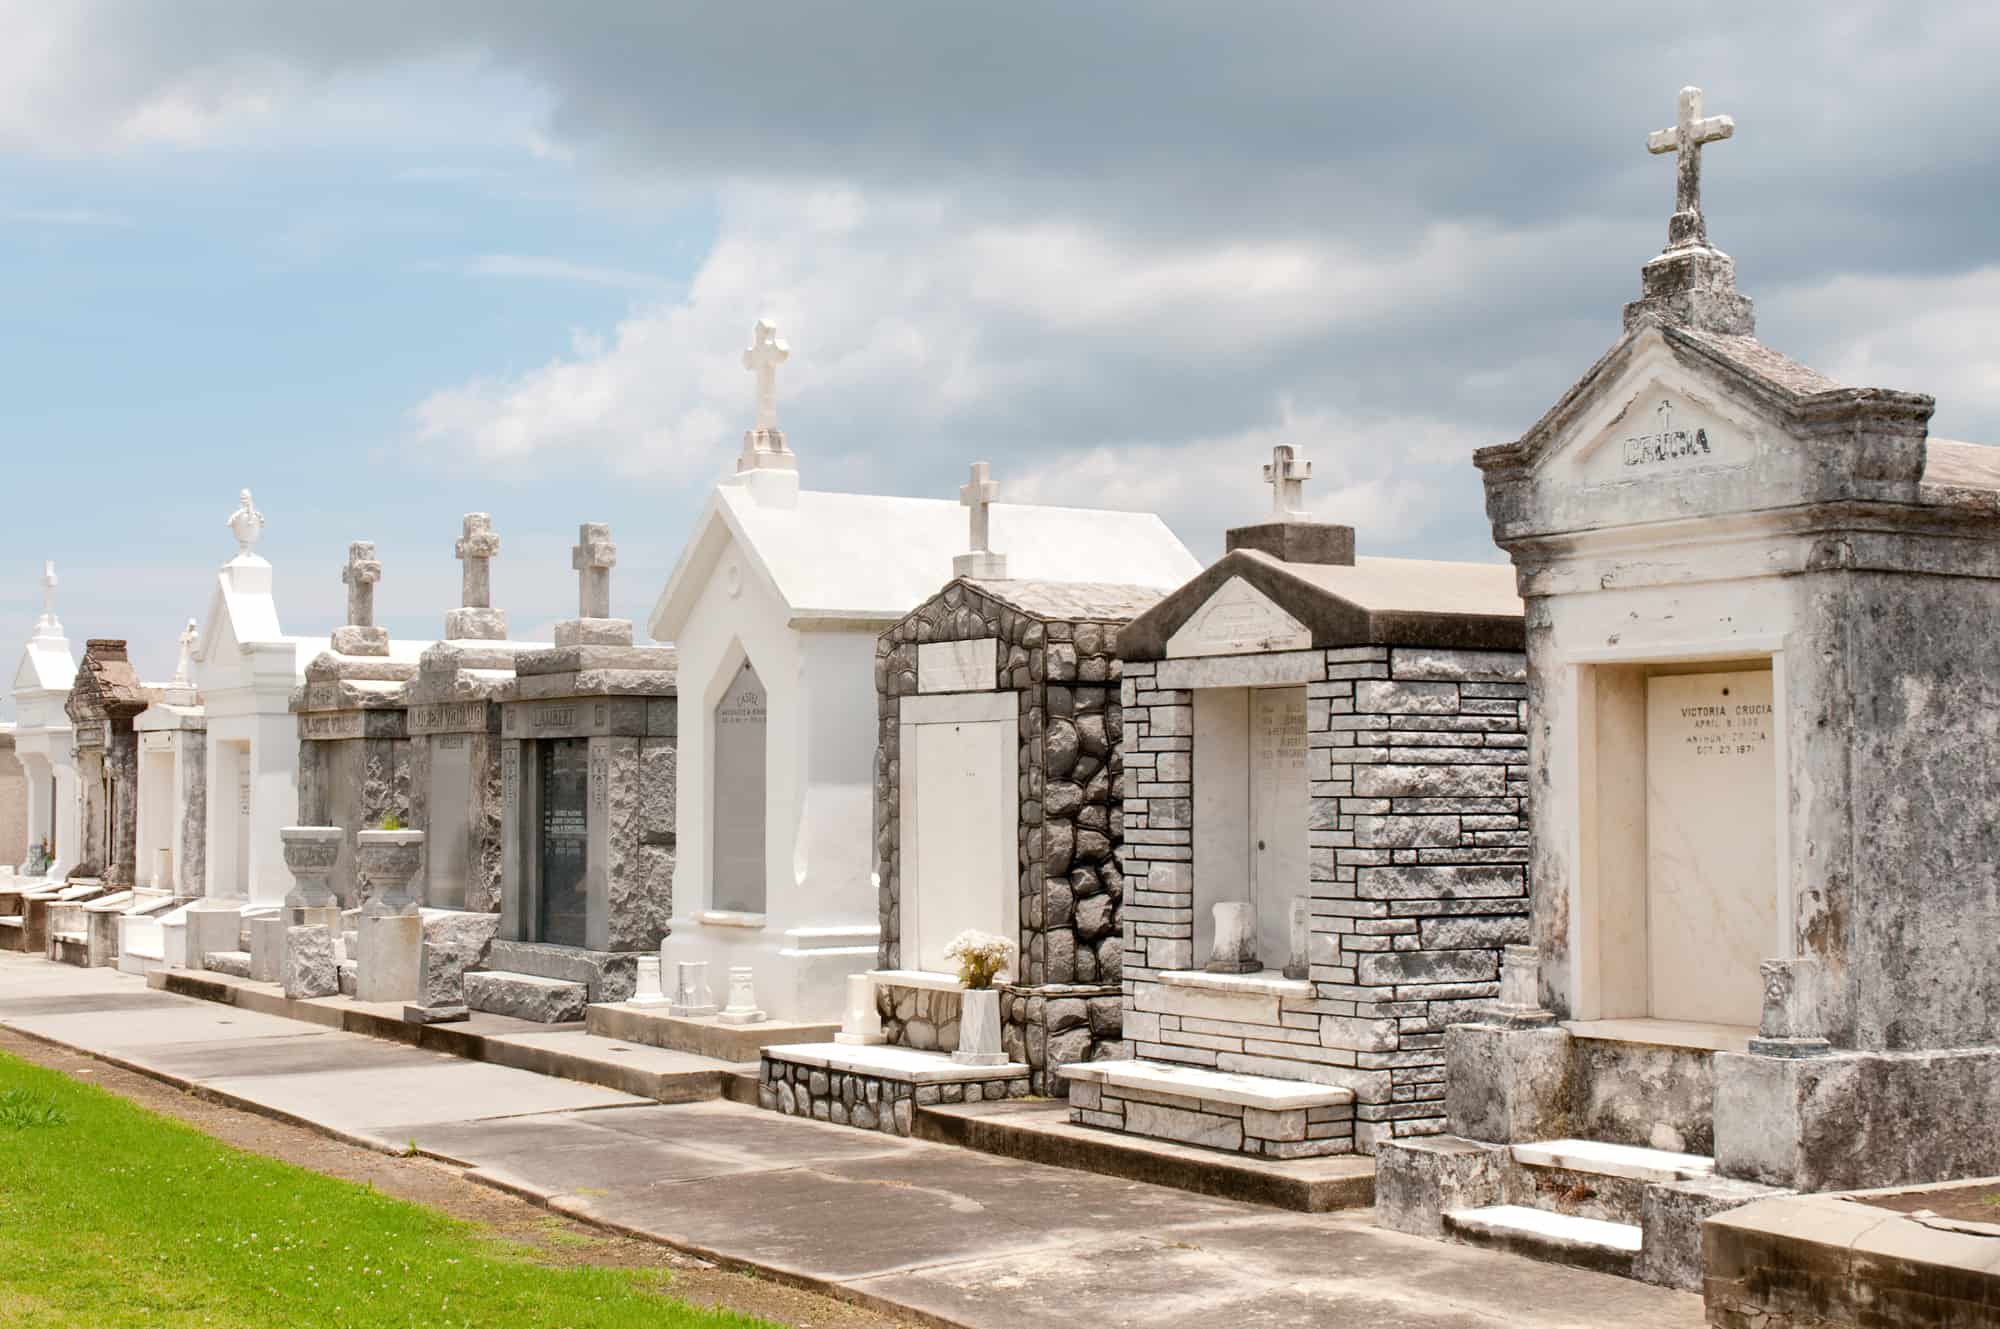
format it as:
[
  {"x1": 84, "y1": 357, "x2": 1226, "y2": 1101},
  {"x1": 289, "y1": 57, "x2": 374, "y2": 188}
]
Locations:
[
  {"x1": 1060, "y1": 1059, "x2": 1356, "y2": 1159},
  {"x1": 760, "y1": 1042, "x2": 1031, "y2": 1136}
]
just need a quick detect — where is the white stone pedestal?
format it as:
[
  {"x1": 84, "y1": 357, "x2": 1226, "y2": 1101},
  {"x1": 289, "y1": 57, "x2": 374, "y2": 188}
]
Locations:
[
  {"x1": 834, "y1": 971, "x2": 885, "y2": 1046},
  {"x1": 951, "y1": 988, "x2": 1007, "y2": 1067},
  {"x1": 186, "y1": 900, "x2": 244, "y2": 967},
  {"x1": 718, "y1": 966, "x2": 767, "y2": 1025},
  {"x1": 249, "y1": 913, "x2": 286, "y2": 982},
  {"x1": 356, "y1": 911, "x2": 422, "y2": 1003}
]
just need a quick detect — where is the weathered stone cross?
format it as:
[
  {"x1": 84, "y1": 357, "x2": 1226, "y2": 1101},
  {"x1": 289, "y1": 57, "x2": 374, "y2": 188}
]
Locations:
[
  {"x1": 1648, "y1": 85, "x2": 1734, "y2": 249},
  {"x1": 743, "y1": 319, "x2": 790, "y2": 433},
  {"x1": 1263, "y1": 444, "x2": 1312, "y2": 521},
  {"x1": 454, "y1": 512, "x2": 501, "y2": 609},
  {"x1": 960, "y1": 461, "x2": 1000, "y2": 554},
  {"x1": 40, "y1": 560, "x2": 56, "y2": 621},
  {"x1": 571, "y1": 522, "x2": 617, "y2": 619},
  {"x1": 341, "y1": 541, "x2": 382, "y2": 628}
]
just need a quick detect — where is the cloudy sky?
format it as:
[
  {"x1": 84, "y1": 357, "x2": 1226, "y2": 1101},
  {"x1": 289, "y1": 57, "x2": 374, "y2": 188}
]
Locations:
[{"x1": 4, "y1": 2, "x2": 1997, "y2": 695}]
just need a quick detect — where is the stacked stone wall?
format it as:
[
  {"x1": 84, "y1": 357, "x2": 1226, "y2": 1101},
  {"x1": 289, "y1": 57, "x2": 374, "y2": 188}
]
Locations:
[
  {"x1": 1118, "y1": 644, "x2": 1529, "y2": 1152},
  {"x1": 875, "y1": 581, "x2": 1129, "y2": 1092}
]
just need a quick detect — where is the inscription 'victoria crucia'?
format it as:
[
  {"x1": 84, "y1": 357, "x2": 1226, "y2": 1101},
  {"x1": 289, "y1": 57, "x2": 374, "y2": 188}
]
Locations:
[{"x1": 1624, "y1": 399, "x2": 1713, "y2": 469}]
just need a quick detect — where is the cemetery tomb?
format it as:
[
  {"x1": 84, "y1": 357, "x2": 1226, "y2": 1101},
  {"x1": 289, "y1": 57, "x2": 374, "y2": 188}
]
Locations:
[
  {"x1": 290, "y1": 539, "x2": 427, "y2": 909},
  {"x1": 117, "y1": 630, "x2": 207, "y2": 975},
  {"x1": 48, "y1": 640, "x2": 160, "y2": 964},
  {"x1": 0, "y1": 730, "x2": 23, "y2": 877},
  {"x1": 404, "y1": 513, "x2": 543, "y2": 915},
  {"x1": 8, "y1": 562, "x2": 78, "y2": 886},
  {"x1": 172, "y1": 490, "x2": 317, "y2": 964},
  {"x1": 868, "y1": 573, "x2": 1166, "y2": 1096},
  {"x1": 1374, "y1": 85, "x2": 2000, "y2": 1291},
  {"x1": 653, "y1": 326, "x2": 1200, "y2": 1042},
  {"x1": 755, "y1": 451, "x2": 1196, "y2": 1129},
  {"x1": 1086, "y1": 462, "x2": 1527, "y2": 1163},
  {"x1": 483, "y1": 522, "x2": 678, "y2": 1018}
]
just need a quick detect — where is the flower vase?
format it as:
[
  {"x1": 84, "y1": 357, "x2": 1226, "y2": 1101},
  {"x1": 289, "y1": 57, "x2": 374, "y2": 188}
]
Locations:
[{"x1": 951, "y1": 987, "x2": 1006, "y2": 1067}]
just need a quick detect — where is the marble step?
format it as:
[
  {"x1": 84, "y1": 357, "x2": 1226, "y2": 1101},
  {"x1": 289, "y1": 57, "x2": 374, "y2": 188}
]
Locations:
[
  {"x1": 464, "y1": 970, "x2": 589, "y2": 1024},
  {"x1": 1506, "y1": 1138, "x2": 1715, "y2": 1225},
  {"x1": 1513, "y1": 1139, "x2": 1715, "y2": 1184},
  {"x1": 50, "y1": 930, "x2": 93, "y2": 967},
  {"x1": 203, "y1": 950, "x2": 253, "y2": 978},
  {"x1": 1443, "y1": 1204, "x2": 1641, "y2": 1279}
]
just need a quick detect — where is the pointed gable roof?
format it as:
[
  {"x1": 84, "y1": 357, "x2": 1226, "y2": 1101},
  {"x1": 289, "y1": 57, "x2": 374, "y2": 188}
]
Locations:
[
  {"x1": 1120, "y1": 548, "x2": 1522, "y2": 662},
  {"x1": 650, "y1": 484, "x2": 1201, "y2": 638}
]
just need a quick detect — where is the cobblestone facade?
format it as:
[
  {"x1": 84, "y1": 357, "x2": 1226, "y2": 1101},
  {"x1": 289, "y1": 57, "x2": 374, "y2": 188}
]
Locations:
[
  {"x1": 759, "y1": 1053, "x2": 1031, "y2": 1135},
  {"x1": 876, "y1": 580, "x2": 1165, "y2": 1092},
  {"x1": 1118, "y1": 644, "x2": 1529, "y2": 1152}
]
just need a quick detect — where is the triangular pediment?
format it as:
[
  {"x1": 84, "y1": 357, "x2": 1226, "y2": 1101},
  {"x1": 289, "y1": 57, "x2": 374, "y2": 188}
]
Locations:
[
  {"x1": 1478, "y1": 320, "x2": 1936, "y2": 544},
  {"x1": 1166, "y1": 577, "x2": 1311, "y2": 657}
]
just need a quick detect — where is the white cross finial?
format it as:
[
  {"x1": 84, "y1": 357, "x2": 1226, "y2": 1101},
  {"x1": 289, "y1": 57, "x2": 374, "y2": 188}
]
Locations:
[
  {"x1": 960, "y1": 461, "x2": 1001, "y2": 554},
  {"x1": 171, "y1": 618, "x2": 198, "y2": 688},
  {"x1": 1263, "y1": 444, "x2": 1312, "y2": 521},
  {"x1": 743, "y1": 319, "x2": 790, "y2": 433},
  {"x1": 454, "y1": 512, "x2": 501, "y2": 609},
  {"x1": 340, "y1": 541, "x2": 382, "y2": 628},
  {"x1": 226, "y1": 488, "x2": 266, "y2": 554},
  {"x1": 34, "y1": 560, "x2": 60, "y2": 634},
  {"x1": 1647, "y1": 85, "x2": 1734, "y2": 249}
]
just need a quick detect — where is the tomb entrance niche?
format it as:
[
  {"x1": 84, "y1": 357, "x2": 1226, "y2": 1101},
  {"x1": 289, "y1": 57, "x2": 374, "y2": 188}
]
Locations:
[
  {"x1": 534, "y1": 736, "x2": 590, "y2": 947},
  {"x1": 1584, "y1": 661, "x2": 1778, "y2": 1030},
  {"x1": 1191, "y1": 684, "x2": 1309, "y2": 974},
  {"x1": 902, "y1": 701, "x2": 1017, "y2": 975},
  {"x1": 711, "y1": 660, "x2": 768, "y2": 917}
]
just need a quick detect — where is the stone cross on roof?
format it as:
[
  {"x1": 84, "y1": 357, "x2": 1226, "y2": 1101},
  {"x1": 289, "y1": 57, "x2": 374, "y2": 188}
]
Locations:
[
  {"x1": 1263, "y1": 444, "x2": 1313, "y2": 521},
  {"x1": 35, "y1": 560, "x2": 60, "y2": 634},
  {"x1": 171, "y1": 618, "x2": 197, "y2": 688},
  {"x1": 341, "y1": 541, "x2": 382, "y2": 628},
  {"x1": 951, "y1": 461, "x2": 1008, "y2": 580},
  {"x1": 226, "y1": 489, "x2": 265, "y2": 554},
  {"x1": 453, "y1": 512, "x2": 500, "y2": 609},
  {"x1": 571, "y1": 522, "x2": 617, "y2": 619},
  {"x1": 960, "y1": 461, "x2": 1000, "y2": 554},
  {"x1": 743, "y1": 319, "x2": 789, "y2": 433},
  {"x1": 1648, "y1": 85, "x2": 1734, "y2": 251}
]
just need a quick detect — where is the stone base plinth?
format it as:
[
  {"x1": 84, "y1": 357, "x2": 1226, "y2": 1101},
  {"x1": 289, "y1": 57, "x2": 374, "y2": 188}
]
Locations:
[
  {"x1": 585, "y1": 1002, "x2": 836, "y2": 1062},
  {"x1": 1715, "y1": 1045, "x2": 2000, "y2": 1193},
  {"x1": 551, "y1": 618, "x2": 633, "y2": 647},
  {"x1": 759, "y1": 1042, "x2": 1030, "y2": 1136},
  {"x1": 1061, "y1": 1059, "x2": 1356, "y2": 1160},
  {"x1": 486, "y1": 939, "x2": 641, "y2": 1003},
  {"x1": 330, "y1": 625, "x2": 390, "y2": 656},
  {"x1": 1445, "y1": 1021, "x2": 1573, "y2": 1143},
  {"x1": 355, "y1": 912, "x2": 422, "y2": 1003},
  {"x1": 443, "y1": 607, "x2": 507, "y2": 640}
]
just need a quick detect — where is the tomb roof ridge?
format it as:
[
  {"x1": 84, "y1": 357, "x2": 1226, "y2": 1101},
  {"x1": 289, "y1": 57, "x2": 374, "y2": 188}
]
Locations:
[
  {"x1": 1120, "y1": 546, "x2": 1523, "y2": 661},
  {"x1": 942, "y1": 578, "x2": 1169, "y2": 623},
  {"x1": 651, "y1": 481, "x2": 1200, "y2": 639}
]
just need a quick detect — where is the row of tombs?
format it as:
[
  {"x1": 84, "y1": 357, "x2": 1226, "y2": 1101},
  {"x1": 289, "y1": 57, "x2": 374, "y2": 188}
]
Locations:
[{"x1": 8, "y1": 91, "x2": 2000, "y2": 1295}]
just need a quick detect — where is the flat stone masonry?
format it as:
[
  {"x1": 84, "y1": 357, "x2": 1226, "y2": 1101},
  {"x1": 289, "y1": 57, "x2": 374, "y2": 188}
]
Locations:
[
  {"x1": 1117, "y1": 644, "x2": 1529, "y2": 1150},
  {"x1": 1066, "y1": 1060, "x2": 1356, "y2": 1159}
]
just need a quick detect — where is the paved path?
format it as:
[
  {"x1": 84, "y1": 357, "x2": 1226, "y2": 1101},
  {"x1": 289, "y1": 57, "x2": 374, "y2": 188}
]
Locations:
[{"x1": 0, "y1": 955, "x2": 1705, "y2": 1328}]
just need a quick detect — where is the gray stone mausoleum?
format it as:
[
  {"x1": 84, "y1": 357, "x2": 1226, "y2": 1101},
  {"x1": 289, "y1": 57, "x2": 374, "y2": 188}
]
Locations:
[{"x1": 1378, "y1": 84, "x2": 2000, "y2": 1294}]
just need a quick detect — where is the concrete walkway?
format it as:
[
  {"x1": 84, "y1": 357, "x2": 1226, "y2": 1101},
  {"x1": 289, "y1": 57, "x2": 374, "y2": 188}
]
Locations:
[{"x1": 0, "y1": 954, "x2": 1705, "y2": 1328}]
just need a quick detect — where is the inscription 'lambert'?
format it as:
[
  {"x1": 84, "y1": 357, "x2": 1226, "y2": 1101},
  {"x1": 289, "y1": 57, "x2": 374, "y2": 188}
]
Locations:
[
  {"x1": 534, "y1": 706, "x2": 576, "y2": 729},
  {"x1": 1623, "y1": 399, "x2": 1713, "y2": 469}
]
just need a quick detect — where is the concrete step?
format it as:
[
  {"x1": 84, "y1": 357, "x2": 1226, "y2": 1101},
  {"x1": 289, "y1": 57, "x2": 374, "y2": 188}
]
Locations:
[
  {"x1": 1513, "y1": 1139, "x2": 1714, "y2": 1184},
  {"x1": 465, "y1": 970, "x2": 588, "y2": 1024},
  {"x1": 1444, "y1": 1204, "x2": 1641, "y2": 1279},
  {"x1": 204, "y1": 950, "x2": 253, "y2": 978},
  {"x1": 50, "y1": 931, "x2": 92, "y2": 967},
  {"x1": 1507, "y1": 1138, "x2": 1715, "y2": 1225},
  {"x1": 1060, "y1": 1058, "x2": 1357, "y2": 1160},
  {"x1": 918, "y1": 1099, "x2": 1376, "y2": 1213}
]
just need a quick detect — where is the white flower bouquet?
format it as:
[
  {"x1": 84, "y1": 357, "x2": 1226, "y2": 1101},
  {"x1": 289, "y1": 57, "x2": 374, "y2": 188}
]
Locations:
[{"x1": 943, "y1": 929, "x2": 1013, "y2": 990}]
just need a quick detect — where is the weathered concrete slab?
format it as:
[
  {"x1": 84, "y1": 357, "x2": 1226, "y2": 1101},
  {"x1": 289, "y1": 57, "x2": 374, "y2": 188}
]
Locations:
[{"x1": 0, "y1": 954, "x2": 1705, "y2": 1329}]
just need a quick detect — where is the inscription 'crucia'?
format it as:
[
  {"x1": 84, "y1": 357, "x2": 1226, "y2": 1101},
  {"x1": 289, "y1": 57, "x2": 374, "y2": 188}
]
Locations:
[{"x1": 1624, "y1": 400, "x2": 1713, "y2": 469}]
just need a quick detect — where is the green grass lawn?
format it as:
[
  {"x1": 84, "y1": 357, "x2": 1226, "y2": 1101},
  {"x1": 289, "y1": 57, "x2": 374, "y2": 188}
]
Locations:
[{"x1": 0, "y1": 1052, "x2": 773, "y2": 1328}]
